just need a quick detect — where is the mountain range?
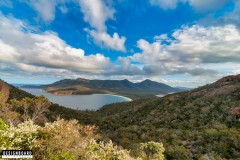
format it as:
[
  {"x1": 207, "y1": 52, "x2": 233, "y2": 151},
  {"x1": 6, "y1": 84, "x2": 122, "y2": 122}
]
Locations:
[{"x1": 23, "y1": 78, "x2": 181, "y2": 99}]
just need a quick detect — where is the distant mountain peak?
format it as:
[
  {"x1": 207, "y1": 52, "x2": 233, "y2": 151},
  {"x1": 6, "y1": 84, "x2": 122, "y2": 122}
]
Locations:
[
  {"x1": 140, "y1": 79, "x2": 155, "y2": 84},
  {"x1": 142, "y1": 79, "x2": 152, "y2": 82},
  {"x1": 37, "y1": 77, "x2": 179, "y2": 99},
  {"x1": 122, "y1": 79, "x2": 130, "y2": 82},
  {"x1": 76, "y1": 78, "x2": 89, "y2": 82}
]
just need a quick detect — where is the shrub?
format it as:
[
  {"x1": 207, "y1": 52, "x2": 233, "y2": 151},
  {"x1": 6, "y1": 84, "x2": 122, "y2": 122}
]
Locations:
[
  {"x1": 0, "y1": 118, "x2": 166, "y2": 160},
  {"x1": 0, "y1": 120, "x2": 39, "y2": 150},
  {"x1": 139, "y1": 141, "x2": 165, "y2": 160},
  {"x1": 0, "y1": 118, "x2": 8, "y2": 130},
  {"x1": 83, "y1": 139, "x2": 132, "y2": 160}
]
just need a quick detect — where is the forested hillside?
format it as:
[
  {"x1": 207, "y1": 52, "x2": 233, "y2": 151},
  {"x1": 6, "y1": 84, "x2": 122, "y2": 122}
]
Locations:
[
  {"x1": 49, "y1": 74, "x2": 240, "y2": 159},
  {"x1": 0, "y1": 80, "x2": 165, "y2": 160},
  {"x1": 1, "y1": 75, "x2": 240, "y2": 159}
]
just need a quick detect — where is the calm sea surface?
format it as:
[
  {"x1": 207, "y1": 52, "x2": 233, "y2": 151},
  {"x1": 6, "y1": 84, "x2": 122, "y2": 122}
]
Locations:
[{"x1": 21, "y1": 88, "x2": 131, "y2": 110}]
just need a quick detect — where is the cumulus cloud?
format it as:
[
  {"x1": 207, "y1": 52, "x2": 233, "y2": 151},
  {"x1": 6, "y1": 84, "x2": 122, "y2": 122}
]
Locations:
[
  {"x1": 79, "y1": 0, "x2": 126, "y2": 51},
  {"x1": 85, "y1": 29, "x2": 126, "y2": 51},
  {"x1": 0, "y1": 14, "x2": 113, "y2": 77},
  {"x1": 133, "y1": 39, "x2": 174, "y2": 64},
  {"x1": 115, "y1": 57, "x2": 143, "y2": 75},
  {"x1": 131, "y1": 24, "x2": 240, "y2": 76},
  {"x1": 168, "y1": 25, "x2": 240, "y2": 63}
]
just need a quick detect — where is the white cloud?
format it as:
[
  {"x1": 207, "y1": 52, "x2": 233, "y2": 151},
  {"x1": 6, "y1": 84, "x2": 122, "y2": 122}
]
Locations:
[
  {"x1": 79, "y1": 0, "x2": 126, "y2": 51},
  {"x1": 22, "y1": 0, "x2": 126, "y2": 51},
  {"x1": 115, "y1": 57, "x2": 143, "y2": 75},
  {"x1": 86, "y1": 29, "x2": 126, "y2": 52},
  {"x1": 0, "y1": 40, "x2": 19, "y2": 62},
  {"x1": 78, "y1": 0, "x2": 114, "y2": 32},
  {"x1": 154, "y1": 34, "x2": 169, "y2": 42},
  {"x1": 168, "y1": 25, "x2": 240, "y2": 63},
  {"x1": 0, "y1": 14, "x2": 113, "y2": 77},
  {"x1": 23, "y1": 0, "x2": 57, "y2": 22},
  {"x1": 22, "y1": 0, "x2": 70, "y2": 23},
  {"x1": 131, "y1": 24, "x2": 240, "y2": 76},
  {"x1": 133, "y1": 39, "x2": 173, "y2": 63}
]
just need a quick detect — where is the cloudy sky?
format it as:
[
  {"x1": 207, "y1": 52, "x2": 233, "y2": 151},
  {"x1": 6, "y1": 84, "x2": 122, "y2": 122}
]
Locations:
[{"x1": 0, "y1": 0, "x2": 240, "y2": 87}]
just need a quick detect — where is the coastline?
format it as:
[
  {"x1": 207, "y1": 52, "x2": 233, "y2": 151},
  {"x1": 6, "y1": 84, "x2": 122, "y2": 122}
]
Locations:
[
  {"x1": 92, "y1": 93, "x2": 132, "y2": 101},
  {"x1": 41, "y1": 88, "x2": 133, "y2": 100},
  {"x1": 24, "y1": 88, "x2": 132, "y2": 101},
  {"x1": 20, "y1": 88, "x2": 132, "y2": 110}
]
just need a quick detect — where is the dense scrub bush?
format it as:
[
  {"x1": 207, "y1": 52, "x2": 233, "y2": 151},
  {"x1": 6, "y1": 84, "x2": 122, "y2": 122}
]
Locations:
[
  {"x1": 139, "y1": 141, "x2": 165, "y2": 160},
  {"x1": 0, "y1": 118, "x2": 165, "y2": 160}
]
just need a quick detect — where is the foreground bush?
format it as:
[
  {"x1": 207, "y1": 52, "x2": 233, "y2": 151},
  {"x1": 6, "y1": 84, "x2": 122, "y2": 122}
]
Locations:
[
  {"x1": 0, "y1": 118, "x2": 165, "y2": 160},
  {"x1": 140, "y1": 141, "x2": 165, "y2": 160}
]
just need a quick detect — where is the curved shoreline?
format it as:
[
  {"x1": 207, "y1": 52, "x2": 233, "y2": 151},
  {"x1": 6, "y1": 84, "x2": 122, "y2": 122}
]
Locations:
[
  {"x1": 41, "y1": 89, "x2": 132, "y2": 101},
  {"x1": 92, "y1": 93, "x2": 132, "y2": 101},
  {"x1": 21, "y1": 88, "x2": 132, "y2": 110}
]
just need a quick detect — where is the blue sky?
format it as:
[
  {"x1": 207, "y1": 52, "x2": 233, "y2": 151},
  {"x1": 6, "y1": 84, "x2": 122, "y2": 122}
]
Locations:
[{"x1": 0, "y1": 0, "x2": 240, "y2": 87}]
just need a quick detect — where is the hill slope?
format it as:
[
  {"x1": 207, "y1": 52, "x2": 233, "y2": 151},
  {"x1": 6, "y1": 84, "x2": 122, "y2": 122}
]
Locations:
[
  {"x1": 49, "y1": 74, "x2": 240, "y2": 159},
  {"x1": 1, "y1": 81, "x2": 167, "y2": 160},
  {"x1": 0, "y1": 80, "x2": 10, "y2": 103},
  {"x1": 24, "y1": 78, "x2": 180, "y2": 99},
  {"x1": 2, "y1": 75, "x2": 240, "y2": 159},
  {"x1": 0, "y1": 79, "x2": 33, "y2": 102}
]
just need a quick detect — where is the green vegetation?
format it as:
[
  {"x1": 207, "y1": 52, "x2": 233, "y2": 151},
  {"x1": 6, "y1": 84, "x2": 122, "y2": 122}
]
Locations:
[
  {"x1": 1, "y1": 75, "x2": 240, "y2": 159},
  {"x1": 1, "y1": 96, "x2": 50, "y2": 125},
  {"x1": 8, "y1": 84, "x2": 34, "y2": 100},
  {"x1": 49, "y1": 93, "x2": 240, "y2": 159},
  {"x1": 0, "y1": 88, "x2": 165, "y2": 159},
  {"x1": 0, "y1": 112, "x2": 165, "y2": 160},
  {"x1": 48, "y1": 75, "x2": 240, "y2": 159}
]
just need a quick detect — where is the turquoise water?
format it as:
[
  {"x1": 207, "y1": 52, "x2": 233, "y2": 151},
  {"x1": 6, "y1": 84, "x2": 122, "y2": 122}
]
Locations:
[{"x1": 21, "y1": 88, "x2": 131, "y2": 110}]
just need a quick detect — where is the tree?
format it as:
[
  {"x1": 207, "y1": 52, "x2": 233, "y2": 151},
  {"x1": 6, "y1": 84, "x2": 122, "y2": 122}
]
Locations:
[
  {"x1": 0, "y1": 102, "x2": 20, "y2": 124},
  {"x1": 9, "y1": 96, "x2": 51, "y2": 122},
  {"x1": 139, "y1": 141, "x2": 165, "y2": 160},
  {"x1": 31, "y1": 96, "x2": 51, "y2": 122}
]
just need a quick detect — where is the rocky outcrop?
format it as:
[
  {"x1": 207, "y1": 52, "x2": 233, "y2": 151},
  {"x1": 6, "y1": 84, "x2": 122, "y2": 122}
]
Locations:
[
  {"x1": 188, "y1": 74, "x2": 240, "y2": 98},
  {"x1": 214, "y1": 74, "x2": 240, "y2": 87},
  {"x1": 0, "y1": 80, "x2": 10, "y2": 103}
]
